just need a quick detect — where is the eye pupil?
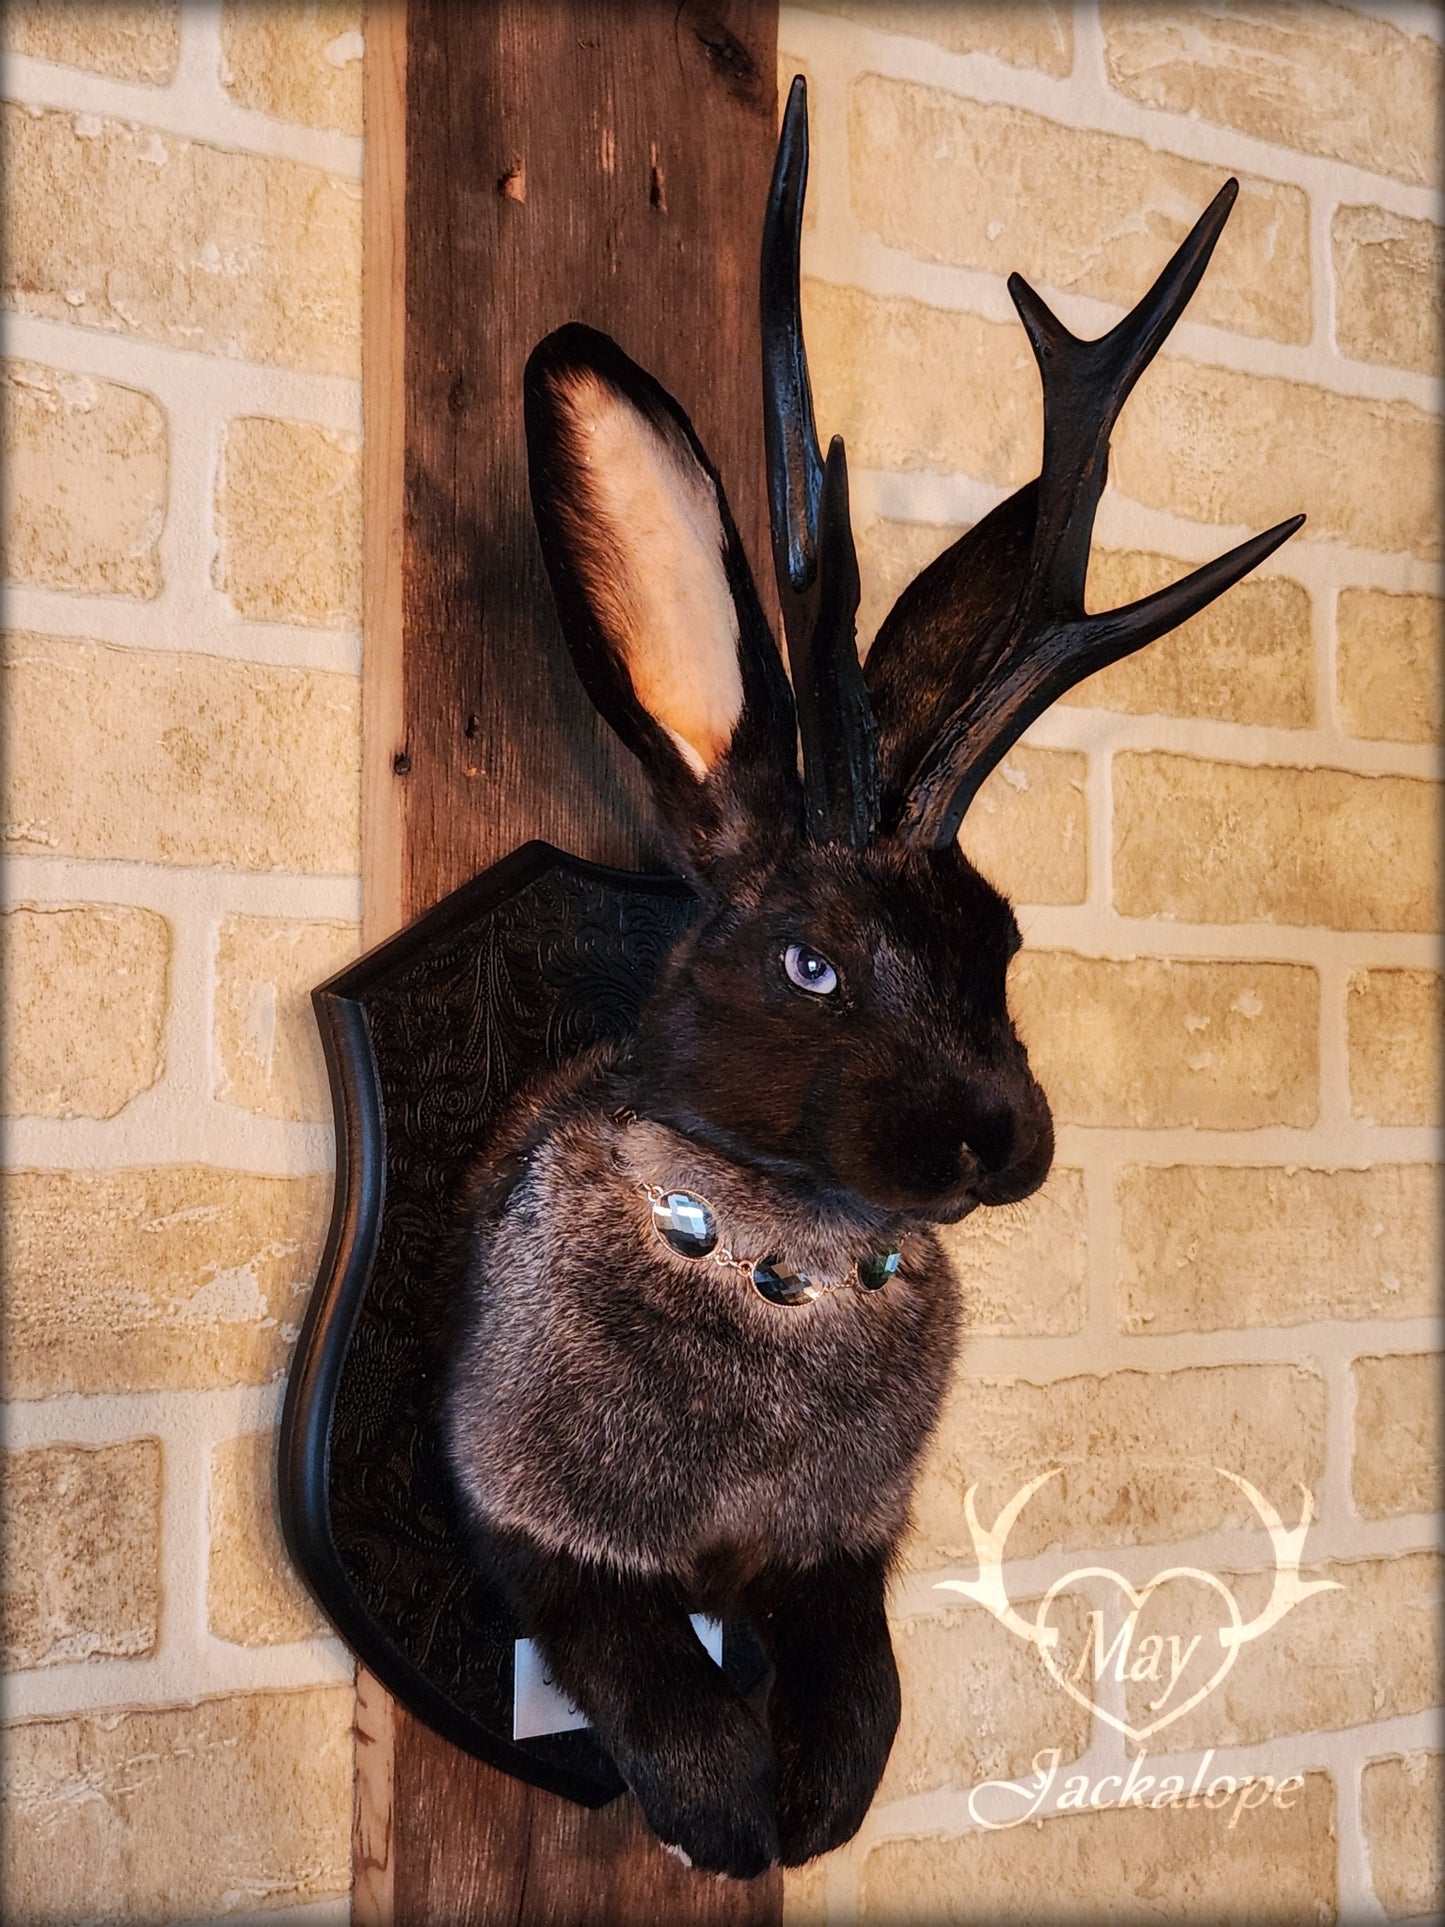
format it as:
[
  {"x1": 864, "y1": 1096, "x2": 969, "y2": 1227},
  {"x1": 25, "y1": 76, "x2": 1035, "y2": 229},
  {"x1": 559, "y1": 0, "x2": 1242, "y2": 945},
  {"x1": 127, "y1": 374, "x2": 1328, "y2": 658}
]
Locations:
[{"x1": 783, "y1": 943, "x2": 838, "y2": 996}]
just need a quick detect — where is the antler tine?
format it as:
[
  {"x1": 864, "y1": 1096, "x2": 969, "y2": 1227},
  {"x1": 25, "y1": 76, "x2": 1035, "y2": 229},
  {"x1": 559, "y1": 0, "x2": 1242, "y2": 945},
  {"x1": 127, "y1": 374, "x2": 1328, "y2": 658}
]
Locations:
[
  {"x1": 795, "y1": 436, "x2": 880, "y2": 845},
  {"x1": 1099, "y1": 177, "x2": 1239, "y2": 398},
  {"x1": 761, "y1": 75, "x2": 880, "y2": 846},
  {"x1": 900, "y1": 512, "x2": 1304, "y2": 844},
  {"x1": 1086, "y1": 513, "x2": 1307, "y2": 658},
  {"x1": 762, "y1": 74, "x2": 824, "y2": 619},
  {"x1": 894, "y1": 179, "x2": 1304, "y2": 848},
  {"x1": 1010, "y1": 178, "x2": 1239, "y2": 629}
]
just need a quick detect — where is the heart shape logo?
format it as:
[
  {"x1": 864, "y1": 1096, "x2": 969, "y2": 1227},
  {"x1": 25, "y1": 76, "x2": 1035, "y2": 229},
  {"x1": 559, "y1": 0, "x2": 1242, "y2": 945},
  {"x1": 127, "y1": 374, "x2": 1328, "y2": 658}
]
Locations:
[
  {"x1": 935, "y1": 1470, "x2": 1342, "y2": 1749},
  {"x1": 1035, "y1": 1566, "x2": 1243, "y2": 1744}
]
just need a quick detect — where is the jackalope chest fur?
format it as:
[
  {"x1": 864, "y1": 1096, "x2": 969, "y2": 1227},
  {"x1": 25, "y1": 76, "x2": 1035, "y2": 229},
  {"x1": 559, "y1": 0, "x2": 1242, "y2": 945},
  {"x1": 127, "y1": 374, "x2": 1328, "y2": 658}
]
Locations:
[{"x1": 442, "y1": 78, "x2": 1302, "y2": 1879}]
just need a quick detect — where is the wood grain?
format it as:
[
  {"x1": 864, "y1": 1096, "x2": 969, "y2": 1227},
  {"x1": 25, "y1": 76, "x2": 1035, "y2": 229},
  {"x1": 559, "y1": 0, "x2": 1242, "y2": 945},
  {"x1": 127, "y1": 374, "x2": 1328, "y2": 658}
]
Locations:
[
  {"x1": 362, "y1": 1, "x2": 784, "y2": 1917},
  {"x1": 362, "y1": 0, "x2": 408, "y2": 948},
  {"x1": 353, "y1": 1665, "x2": 396, "y2": 1927},
  {"x1": 397, "y1": 0, "x2": 781, "y2": 913},
  {"x1": 357, "y1": 9, "x2": 406, "y2": 1920},
  {"x1": 392, "y1": 1714, "x2": 782, "y2": 1925}
]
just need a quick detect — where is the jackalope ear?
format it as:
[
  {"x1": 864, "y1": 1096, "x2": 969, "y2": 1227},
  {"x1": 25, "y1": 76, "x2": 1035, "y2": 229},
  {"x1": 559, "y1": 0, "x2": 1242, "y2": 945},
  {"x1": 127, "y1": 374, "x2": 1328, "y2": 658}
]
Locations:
[{"x1": 525, "y1": 324, "x2": 795, "y2": 838}]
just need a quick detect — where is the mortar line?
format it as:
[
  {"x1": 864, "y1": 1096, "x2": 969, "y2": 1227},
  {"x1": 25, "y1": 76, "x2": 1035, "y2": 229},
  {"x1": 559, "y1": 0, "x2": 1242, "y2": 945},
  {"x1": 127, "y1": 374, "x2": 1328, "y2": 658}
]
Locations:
[
  {"x1": 4, "y1": 585, "x2": 363, "y2": 676},
  {"x1": 4, "y1": 855, "x2": 361, "y2": 912},
  {"x1": 853, "y1": 469, "x2": 1443, "y2": 598},
  {"x1": 1317, "y1": 957, "x2": 1357, "y2": 1130},
  {"x1": 779, "y1": 5, "x2": 1441, "y2": 217},
  {"x1": 5, "y1": 312, "x2": 364, "y2": 431},
  {"x1": 4, "y1": 47, "x2": 362, "y2": 180},
  {"x1": 800, "y1": 248, "x2": 1439, "y2": 415},
  {"x1": 1336, "y1": 1748, "x2": 1389, "y2": 1924}
]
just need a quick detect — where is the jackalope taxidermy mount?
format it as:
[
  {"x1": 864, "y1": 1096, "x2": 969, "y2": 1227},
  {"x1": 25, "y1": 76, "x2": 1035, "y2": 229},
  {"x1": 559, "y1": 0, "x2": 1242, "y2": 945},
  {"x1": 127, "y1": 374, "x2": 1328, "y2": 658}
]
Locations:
[{"x1": 442, "y1": 78, "x2": 1303, "y2": 1876}]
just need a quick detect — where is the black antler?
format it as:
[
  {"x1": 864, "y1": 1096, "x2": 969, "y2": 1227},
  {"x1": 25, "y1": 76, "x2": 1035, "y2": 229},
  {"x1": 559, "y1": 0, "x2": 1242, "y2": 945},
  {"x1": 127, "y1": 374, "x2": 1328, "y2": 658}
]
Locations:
[
  {"x1": 887, "y1": 180, "x2": 1304, "y2": 848},
  {"x1": 762, "y1": 75, "x2": 879, "y2": 848}
]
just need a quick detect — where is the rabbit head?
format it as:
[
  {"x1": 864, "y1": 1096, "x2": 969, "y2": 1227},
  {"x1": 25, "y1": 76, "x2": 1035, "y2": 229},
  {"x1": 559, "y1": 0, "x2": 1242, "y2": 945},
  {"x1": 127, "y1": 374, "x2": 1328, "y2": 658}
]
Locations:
[{"x1": 523, "y1": 78, "x2": 1302, "y2": 1227}]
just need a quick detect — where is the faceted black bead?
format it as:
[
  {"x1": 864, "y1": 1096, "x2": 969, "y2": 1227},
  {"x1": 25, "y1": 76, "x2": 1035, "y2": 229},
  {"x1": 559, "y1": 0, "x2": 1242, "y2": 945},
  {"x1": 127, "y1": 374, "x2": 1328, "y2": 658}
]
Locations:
[
  {"x1": 856, "y1": 1250, "x2": 901, "y2": 1292},
  {"x1": 750, "y1": 1258, "x2": 825, "y2": 1306},
  {"x1": 650, "y1": 1191, "x2": 718, "y2": 1260}
]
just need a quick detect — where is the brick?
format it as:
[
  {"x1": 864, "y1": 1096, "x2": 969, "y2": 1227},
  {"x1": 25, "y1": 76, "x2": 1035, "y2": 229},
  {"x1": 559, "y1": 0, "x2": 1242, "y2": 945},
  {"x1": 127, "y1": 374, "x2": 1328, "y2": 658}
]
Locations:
[
  {"x1": 859, "y1": 1772, "x2": 1336, "y2": 1922},
  {"x1": 209, "y1": 1432, "x2": 326, "y2": 1645},
  {"x1": 0, "y1": 1687, "x2": 351, "y2": 1924},
  {"x1": 2, "y1": 2, "x2": 179, "y2": 82},
  {"x1": 784, "y1": 60, "x2": 821, "y2": 242},
  {"x1": 3, "y1": 104, "x2": 361, "y2": 378},
  {"x1": 1353, "y1": 1353, "x2": 1441, "y2": 1521},
  {"x1": 860, "y1": 530, "x2": 1315, "y2": 729},
  {"x1": 908, "y1": 1363, "x2": 1326, "y2": 1566},
  {"x1": 958, "y1": 747, "x2": 1087, "y2": 906},
  {"x1": 1114, "y1": 358, "x2": 1439, "y2": 562},
  {"x1": 1100, "y1": 1, "x2": 1440, "y2": 187},
  {"x1": 1008, "y1": 952, "x2": 1318, "y2": 1131},
  {"x1": 851, "y1": 77, "x2": 1309, "y2": 344},
  {"x1": 792, "y1": 0, "x2": 1072, "y2": 74},
  {"x1": 220, "y1": 2, "x2": 363, "y2": 136},
  {"x1": 2, "y1": 1166, "x2": 330, "y2": 1398},
  {"x1": 2, "y1": 360, "x2": 165, "y2": 598},
  {"x1": 3, "y1": 633, "x2": 360, "y2": 874},
  {"x1": 801, "y1": 280, "x2": 1037, "y2": 488},
  {"x1": 1363, "y1": 1752, "x2": 1443, "y2": 1921},
  {"x1": 807, "y1": 287, "x2": 1438, "y2": 561},
  {"x1": 781, "y1": 1859, "x2": 827, "y2": 1927},
  {"x1": 1, "y1": 904, "x2": 169, "y2": 1120},
  {"x1": 881, "y1": 1592, "x2": 1091, "y2": 1802},
  {"x1": 214, "y1": 915, "x2": 359, "y2": 1122},
  {"x1": 1337, "y1": 589, "x2": 1442, "y2": 746},
  {"x1": 1113, "y1": 753, "x2": 1440, "y2": 933},
  {"x1": 940, "y1": 1164, "x2": 1085, "y2": 1337},
  {"x1": 855, "y1": 515, "x2": 956, "y2": 652},
  {"x1": 1123, "y1": 1552, "x2": 1440, "y2": 1751},
  {"x1": 1348, "y1": 969, "x2": 1442, "y2": 1127},
  {"x1": 1, "y1": 1441, "x2": 160, "y2": 1670},
  {"x1": 1076, "y1": 551, "x2": 1313, "y2": 728},
  {"x1": 216, "y1": 417, "x2": 362, "y2": 629},
  {"x1": 1117, "y1": 1165, "x2": 1439, "y2": 1333},
  {"x1": 1334, "y1": 204, "x2": 1443, "y2": 377}
]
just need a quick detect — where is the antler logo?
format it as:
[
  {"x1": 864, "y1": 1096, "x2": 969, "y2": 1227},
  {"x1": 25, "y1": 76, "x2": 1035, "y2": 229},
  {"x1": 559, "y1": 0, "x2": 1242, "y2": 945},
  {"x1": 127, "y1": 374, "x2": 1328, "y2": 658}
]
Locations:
[{"x1": 937, "y1": 1469, "x2": 1341, "y2": 1745}]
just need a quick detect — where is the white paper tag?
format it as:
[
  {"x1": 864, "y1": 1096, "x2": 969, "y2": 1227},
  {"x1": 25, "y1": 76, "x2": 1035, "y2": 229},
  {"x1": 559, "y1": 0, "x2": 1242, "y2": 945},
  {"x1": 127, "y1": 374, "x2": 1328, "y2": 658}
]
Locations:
[{"x1": 511, "y1": 1616, "x2": 724, "y2": 1740}]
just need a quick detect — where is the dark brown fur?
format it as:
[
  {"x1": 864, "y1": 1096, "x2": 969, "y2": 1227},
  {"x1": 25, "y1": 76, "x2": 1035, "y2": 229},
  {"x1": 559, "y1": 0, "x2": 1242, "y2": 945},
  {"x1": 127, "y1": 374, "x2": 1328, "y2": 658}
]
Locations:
[
  {"x1": 444, "y1": 721, "x2": 1051, "y2": 1874},
  {"x1": 441, "y1": 102, "x2": 1303, "y2": 1865}
]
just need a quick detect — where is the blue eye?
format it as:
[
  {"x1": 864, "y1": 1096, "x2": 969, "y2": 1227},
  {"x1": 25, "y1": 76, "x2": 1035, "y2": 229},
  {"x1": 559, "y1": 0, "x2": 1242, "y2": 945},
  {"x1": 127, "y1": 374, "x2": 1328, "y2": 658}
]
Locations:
[{"x1": 783, "y1": 943, "x2": 839, "y2": 996}]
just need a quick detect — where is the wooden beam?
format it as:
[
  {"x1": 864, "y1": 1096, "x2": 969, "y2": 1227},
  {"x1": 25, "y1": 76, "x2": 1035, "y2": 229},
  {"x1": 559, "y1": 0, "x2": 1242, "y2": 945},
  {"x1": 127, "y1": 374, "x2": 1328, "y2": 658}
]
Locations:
[
  {"x1": 389, "y1": 0, "x2": 781, "y2": 911},
  {"x1": 357, "y1": 11, "x2": 407, "y2": 1917},
  {"x1": 360, "y1": 2, "x2": 783, "y2": 1917},
  {"x1": 361, "y1": 0, "x2": 408, "y2": 954}
]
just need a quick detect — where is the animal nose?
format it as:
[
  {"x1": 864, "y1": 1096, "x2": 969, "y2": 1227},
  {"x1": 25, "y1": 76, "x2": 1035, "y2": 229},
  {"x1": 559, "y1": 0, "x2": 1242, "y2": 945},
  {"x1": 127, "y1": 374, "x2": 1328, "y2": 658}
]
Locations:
[
  {"x1": 957, "y1": 1094, "x2": 1016, "y2": 1175},
  {"x1": 973, "y1": 1088, "x2": 1054, "y2": 1206}
]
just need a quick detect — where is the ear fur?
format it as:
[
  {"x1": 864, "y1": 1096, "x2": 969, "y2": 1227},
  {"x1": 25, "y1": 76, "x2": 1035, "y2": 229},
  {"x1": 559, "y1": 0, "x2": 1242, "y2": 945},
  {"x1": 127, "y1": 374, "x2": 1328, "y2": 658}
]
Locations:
[{"x1": 526, "y1": 325, "x2": 796, "y2": 842}]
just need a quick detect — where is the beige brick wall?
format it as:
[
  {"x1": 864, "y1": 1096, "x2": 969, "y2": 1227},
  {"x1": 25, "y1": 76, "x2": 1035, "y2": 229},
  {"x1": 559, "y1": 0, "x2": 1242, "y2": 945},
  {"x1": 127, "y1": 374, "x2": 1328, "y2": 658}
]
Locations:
[
  {"x1": 2, "y1": 8, "x2": 361, "y2": 1922},
  {"x1": 779, "y1": 3, "x2": 1441, "y2": 1920},
  {"x1": 3, "y1": 5, "x2": 1439, "y2": 1922}
]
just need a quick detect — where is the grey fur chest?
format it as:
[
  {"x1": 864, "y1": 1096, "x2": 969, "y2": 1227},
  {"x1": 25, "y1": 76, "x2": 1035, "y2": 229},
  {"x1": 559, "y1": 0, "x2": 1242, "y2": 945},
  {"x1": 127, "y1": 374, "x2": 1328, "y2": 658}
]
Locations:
[{"x1": 444, "y1": 1119, "x2": 962, "y2": 1588}]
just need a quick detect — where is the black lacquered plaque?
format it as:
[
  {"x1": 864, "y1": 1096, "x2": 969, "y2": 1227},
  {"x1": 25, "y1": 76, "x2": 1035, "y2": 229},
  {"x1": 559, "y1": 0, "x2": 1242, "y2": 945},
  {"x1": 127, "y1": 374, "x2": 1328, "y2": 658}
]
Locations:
[{"x1": 278, "y1": 842, "x2": 748, "y2": 1805}]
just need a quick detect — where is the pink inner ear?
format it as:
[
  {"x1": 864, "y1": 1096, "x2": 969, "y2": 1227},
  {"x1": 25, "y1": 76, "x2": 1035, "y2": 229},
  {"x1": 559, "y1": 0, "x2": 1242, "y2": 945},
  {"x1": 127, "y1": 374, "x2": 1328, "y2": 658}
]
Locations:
[{"x1": 553, "y1": 370, "x2": 744, "y2": 776}]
